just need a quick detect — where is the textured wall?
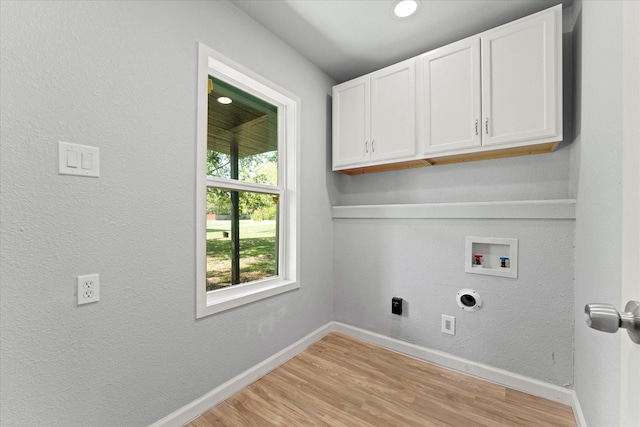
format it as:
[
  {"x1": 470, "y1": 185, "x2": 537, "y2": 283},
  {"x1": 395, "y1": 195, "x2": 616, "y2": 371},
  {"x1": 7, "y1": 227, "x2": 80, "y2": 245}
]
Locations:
[
  {"x1": 0, "y1": 1, "x2": 335, "y2": 426},
  {"x1": 571, "y1": 1, "x2": 624, "y2": 426},
  {"x1": 333, "y1": 218, "x2": 575, "y2": 386},
  {"x1": 337, "y1": 146, "x2": 573, "y2": 206}
]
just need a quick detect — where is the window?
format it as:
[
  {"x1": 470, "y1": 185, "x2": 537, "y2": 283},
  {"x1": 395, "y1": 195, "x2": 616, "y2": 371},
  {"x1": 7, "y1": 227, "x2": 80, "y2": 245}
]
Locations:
[{"x1": 196, "y1": 43, "x2": 299, "y2": 318}]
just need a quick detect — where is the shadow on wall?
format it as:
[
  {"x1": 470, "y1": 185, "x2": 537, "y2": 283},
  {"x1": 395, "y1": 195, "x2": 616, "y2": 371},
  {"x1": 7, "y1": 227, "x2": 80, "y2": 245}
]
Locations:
[{"x1": 326, "y1": 93, "x2": 341, "y2": 205}]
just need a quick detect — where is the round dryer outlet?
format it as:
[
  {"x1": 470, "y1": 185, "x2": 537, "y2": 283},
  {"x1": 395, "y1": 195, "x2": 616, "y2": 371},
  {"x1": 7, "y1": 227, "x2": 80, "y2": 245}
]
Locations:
[{"x1": 457, "y1": 289, "x2": 482, "y2": 311}]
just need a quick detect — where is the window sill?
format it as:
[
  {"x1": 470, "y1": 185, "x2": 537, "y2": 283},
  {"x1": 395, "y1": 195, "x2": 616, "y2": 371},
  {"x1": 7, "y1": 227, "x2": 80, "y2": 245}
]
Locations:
[{"x1": 197, "y1": 278, "x2": 299, "y2": 318}]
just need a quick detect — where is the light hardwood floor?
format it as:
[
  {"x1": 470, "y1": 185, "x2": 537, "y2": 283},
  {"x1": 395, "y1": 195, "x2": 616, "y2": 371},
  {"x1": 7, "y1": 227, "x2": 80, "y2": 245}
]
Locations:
[{"x1": 186, "y1": 332, "x2": 576, "y2": 426}]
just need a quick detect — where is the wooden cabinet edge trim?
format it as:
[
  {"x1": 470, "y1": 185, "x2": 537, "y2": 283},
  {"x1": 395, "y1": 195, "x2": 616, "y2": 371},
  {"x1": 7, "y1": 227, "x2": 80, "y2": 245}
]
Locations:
[
  {"x1": 426, "y1": 141, "x2": 560, "y2": 166},
  {"x1": 336, "y1": 159, "x2": 430, "y2": 175},
  {"x1": 335, "y1": 141, "x2": 560, "y2": 175}
]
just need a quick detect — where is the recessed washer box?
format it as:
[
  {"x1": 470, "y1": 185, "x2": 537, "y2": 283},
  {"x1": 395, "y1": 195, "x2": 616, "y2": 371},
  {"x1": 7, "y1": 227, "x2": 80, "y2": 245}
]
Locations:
[{"x1": 465, "y1": 236, "x2": 518, "y2": 278}]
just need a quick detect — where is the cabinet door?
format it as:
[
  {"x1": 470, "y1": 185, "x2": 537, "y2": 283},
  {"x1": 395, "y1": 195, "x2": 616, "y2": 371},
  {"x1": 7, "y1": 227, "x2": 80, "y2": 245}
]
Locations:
[
  {"x1": 332, "y1": 77, "x2": 370, "y2": 170},
  {"x1": 370, "y1": 59, "x2": 416, "y2": 163},
  {"x1": 481, "y1": 7, "x2": 561, "y2": 147},
  {"x1": 418, "y1": 37, "x2": 481, "y2": 154}
]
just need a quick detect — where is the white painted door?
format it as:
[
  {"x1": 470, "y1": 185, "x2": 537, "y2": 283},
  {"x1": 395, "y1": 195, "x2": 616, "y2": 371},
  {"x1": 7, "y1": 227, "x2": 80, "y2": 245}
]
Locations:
[
  {"x1": 620, "y1": 2, "x2": 640, "y2": 425},
  {"x1": 419, "y1": 37, "x2": 481, "y2": 154},
  {"x1": 370, "y1": 59, "x2": 416, "y2": 163},
  {"x1": 332, "y1": 76, "x2": 370, "y2": 170},
  {"x1": 481, "y1": 7, "x2": 560, "y2": 147}
]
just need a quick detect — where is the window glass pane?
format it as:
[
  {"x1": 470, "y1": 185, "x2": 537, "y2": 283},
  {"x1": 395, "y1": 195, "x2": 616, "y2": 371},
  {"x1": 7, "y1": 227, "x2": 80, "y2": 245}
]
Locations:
[
  {"x1": 207, "y1": 76, "x2": 278, "y2": 186},
  {"x1": 206, "y1": 188, "x2": 279, "y2": 291}
]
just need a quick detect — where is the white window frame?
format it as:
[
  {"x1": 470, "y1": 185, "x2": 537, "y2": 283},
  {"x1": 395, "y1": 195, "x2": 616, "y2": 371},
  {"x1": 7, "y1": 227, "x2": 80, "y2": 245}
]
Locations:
[{"x1": 196, "y1": 43, "x2": 299, "y2": 318}]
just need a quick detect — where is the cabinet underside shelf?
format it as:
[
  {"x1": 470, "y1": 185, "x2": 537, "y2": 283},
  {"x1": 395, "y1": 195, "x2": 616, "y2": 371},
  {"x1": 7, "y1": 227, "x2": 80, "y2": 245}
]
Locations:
[
  {"x1": 336, "y1": 141, "x2": 560, "y2": 175},
  {"x1": 337, "y1": 159, "x2": 431, "y2": 176}
]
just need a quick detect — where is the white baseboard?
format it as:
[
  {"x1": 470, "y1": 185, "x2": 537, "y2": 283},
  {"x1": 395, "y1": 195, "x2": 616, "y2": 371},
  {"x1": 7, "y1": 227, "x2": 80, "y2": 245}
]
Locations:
[
  {"x1": 148, "y1": 322, "x2": 333, "y2": 427},
  {"x1": 571, "y1": 390, "x2": 588, "y2": 427},
  {"x1": 149, "y1": 321, "x2": 586, "y2": 427}
]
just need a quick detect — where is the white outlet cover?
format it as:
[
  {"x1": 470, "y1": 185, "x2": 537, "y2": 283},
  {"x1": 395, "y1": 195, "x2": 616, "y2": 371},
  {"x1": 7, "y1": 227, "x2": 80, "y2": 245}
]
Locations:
[
  {"x1": 77, "y1": 274, "x2": 100, "y2": 305},
  {"x1": 441, "y1": 314, "x2": 456, "y2": 335}
]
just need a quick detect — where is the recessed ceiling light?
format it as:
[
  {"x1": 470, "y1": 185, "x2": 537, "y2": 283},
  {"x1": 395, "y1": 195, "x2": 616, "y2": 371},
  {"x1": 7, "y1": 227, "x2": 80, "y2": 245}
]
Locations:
[
  {"x1": 393, "y1": 0, "x2": 420, "y2": 18},
  {"x1": 217, "y1": 96, "x2": 232, "y2": 104}
]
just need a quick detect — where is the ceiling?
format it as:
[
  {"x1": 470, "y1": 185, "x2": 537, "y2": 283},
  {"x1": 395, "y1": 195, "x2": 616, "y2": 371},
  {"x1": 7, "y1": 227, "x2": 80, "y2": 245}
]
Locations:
[
  {"x1": 208, "y1": 77, "x2": 277, "y2": 158},
  {"x1": 231, "y1": 0, "x2": 571, "y2": 83}
]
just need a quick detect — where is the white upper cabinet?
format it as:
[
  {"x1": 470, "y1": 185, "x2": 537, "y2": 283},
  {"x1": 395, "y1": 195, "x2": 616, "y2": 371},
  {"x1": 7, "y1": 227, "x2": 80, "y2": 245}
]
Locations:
[
  {"x1": 481, "y1": 7, "x2": 561, "y2": 147},
  {"x1": 332, "y1": 77, "x2": 370, "y2": 169},
  {"x1": 418, "y1": 38, "x2": 482, "y2": 154},
  {"x1": 333, "y1": 4, "x2": 562, "y2": 173},
  {"x1": 370, "y1": 60, "x2": 416, "y2": 162},
  {"x1": 418, "y1": 5, "x2": 561, "y2": 157},
  {"x1": 333, "y1": 59, "x2": 416, "y2": 170}
]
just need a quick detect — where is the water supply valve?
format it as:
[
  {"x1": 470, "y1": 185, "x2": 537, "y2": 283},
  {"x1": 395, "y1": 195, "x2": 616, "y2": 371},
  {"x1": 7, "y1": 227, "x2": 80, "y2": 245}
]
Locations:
[{"x1": 473, "y1": 254, "x2": 483, "y2": 267}]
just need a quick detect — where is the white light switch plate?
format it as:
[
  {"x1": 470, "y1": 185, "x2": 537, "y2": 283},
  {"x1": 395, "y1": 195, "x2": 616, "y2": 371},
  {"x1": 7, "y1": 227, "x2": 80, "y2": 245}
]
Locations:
[{"x1": 58, "y1": 141, "x2": 100, "y2": 177}]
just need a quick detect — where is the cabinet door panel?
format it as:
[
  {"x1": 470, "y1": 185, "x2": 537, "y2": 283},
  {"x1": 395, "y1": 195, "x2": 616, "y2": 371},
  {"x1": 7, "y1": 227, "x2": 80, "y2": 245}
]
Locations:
[
  {"x1": 370, "y1": 60, "x2": 416, "y2": 162},
  {"x1": 481, "y1": 9, "x2": 560, "y2": 146},
  {"x1": 419, "y1": 38, "x2": 481, "y2": 154},
  {"x1": 332, "y1": 78, "x2": 370, "y2": 169}
]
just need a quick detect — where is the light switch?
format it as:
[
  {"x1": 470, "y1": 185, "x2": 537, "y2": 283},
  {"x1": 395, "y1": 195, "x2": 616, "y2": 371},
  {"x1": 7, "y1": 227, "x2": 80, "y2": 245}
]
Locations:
[
  {"x1": 81, "y1": 152, "x2": 92, "y2": 170},
  {"x1": 58, "y1": 141, "x2": 100, "y2": 177},
  {"x1": 66, "y1": 150, "x2": 78, "y2": 168}
]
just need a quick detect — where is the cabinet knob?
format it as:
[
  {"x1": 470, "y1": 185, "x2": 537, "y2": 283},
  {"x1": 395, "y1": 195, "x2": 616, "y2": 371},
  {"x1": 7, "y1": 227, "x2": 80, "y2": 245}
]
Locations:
[
  {"x1": 485, "y1": 118, "x2": 489, "y2": 135},
  {"x1": 365, "y1": 141, "x2": 369, "y2": 153},
  {"x1": 371, "y1": 139, "x2": 375, "y2": 153},
  {"x1": 475, "y1": 120, "x2": 479, "y2": 136}
]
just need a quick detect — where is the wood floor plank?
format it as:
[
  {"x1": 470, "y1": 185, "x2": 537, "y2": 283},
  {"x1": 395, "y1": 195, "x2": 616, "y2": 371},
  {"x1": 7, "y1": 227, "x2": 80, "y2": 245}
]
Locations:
[{"x1": 184, "y1": 332, "x2": 576, "y2": 427}]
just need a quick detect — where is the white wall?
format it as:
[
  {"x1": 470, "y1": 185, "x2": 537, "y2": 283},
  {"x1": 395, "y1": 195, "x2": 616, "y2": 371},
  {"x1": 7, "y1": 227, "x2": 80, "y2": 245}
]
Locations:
[
  {"x1": 0, "y1": 1, "x2": 335, "y2": 426},
  {"x1": 337, "y1": 148, "x2": 573, "y2": 205},
  {"x1": 333, "y1": 218, "x2": 575, "y2": 385},
  {"x1": 572, "y1": 1, "x2": 624, "y2": 426}
]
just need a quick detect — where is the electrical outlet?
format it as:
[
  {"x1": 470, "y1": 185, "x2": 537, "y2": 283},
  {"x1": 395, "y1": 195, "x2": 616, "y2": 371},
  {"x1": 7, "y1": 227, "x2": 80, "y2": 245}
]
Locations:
[
  {"x1": 392, "y1": 297, "x2": 403, "y2": 315},
  {"x1": 441, "y1": 314, "x2": 455, "y2": 335},
  {"x1": 77, "y1": 274, "x2": 100, "y2": 305}
]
